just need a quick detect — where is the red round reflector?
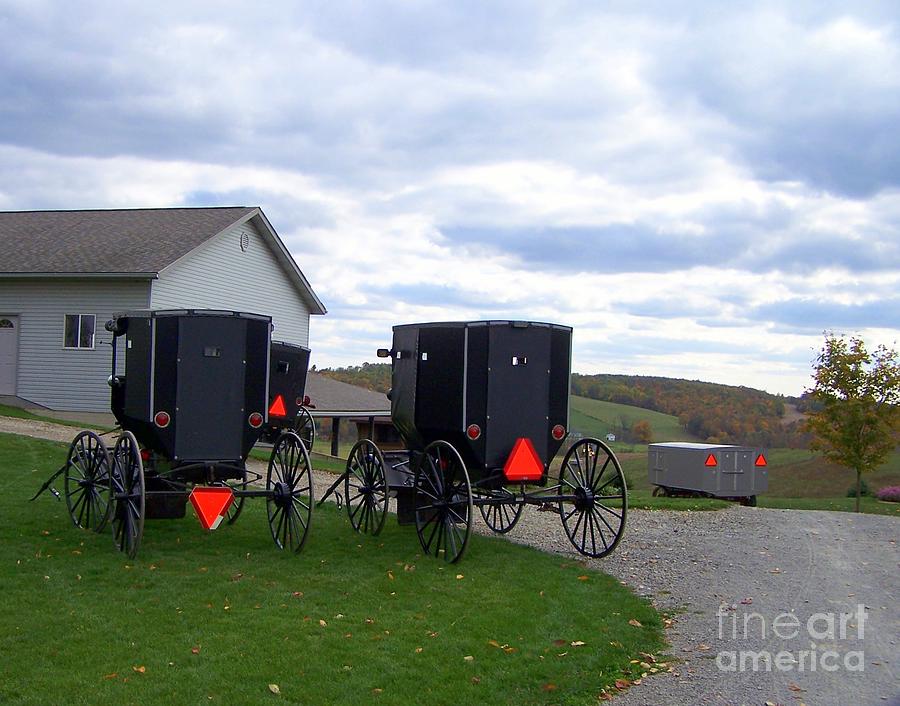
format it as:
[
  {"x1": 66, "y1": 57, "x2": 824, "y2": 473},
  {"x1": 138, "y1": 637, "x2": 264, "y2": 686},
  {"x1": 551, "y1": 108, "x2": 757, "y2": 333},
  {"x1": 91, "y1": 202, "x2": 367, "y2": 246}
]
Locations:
[
  {"x1": 153, "y1": 411, "x2": 170, "y2": 428},
  {"x1": 466, "y1": 424, "x2": 481, "y2": 440},
  {"x1": 551, "y1": 424, "x2": 566, "y2": 441},
  {"x1": 140, "y1": 449, "x2": 151, "y2": 462},
  {"x1": 248, "y1": 412, "x2": 264, "y2": 428}
]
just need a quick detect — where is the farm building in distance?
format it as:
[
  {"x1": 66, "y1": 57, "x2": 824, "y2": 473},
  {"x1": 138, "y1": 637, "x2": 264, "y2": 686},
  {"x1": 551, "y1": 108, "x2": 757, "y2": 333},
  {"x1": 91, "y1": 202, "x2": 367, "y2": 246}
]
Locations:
[{"x1": 0, "y1": 207, "x2": 326, "y2": 412}]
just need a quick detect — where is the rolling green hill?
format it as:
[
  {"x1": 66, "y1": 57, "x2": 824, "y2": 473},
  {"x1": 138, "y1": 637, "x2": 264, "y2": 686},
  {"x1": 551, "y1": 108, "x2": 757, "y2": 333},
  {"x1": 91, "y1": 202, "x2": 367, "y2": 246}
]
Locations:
[{"x1": 569, "y1": 395, "x2": 700, "y2": 444}]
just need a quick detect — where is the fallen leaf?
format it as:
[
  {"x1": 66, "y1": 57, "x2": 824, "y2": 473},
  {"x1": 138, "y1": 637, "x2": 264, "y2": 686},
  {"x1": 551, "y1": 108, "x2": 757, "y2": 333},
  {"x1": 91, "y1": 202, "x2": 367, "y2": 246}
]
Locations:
[
  {"x1": 191, "y1": 647, "x2": 200, "y2": 655},
  {"x1": 415, "y1": 647, "x2": 423, "y2": 653},
  {"x1": 487, "y1": 640, "x2": 501, "y2": 648},
  {"x1": 770, "y1": 568, "x2": 782, "y2": 574},
  {"x1": 471, "y1": 677, "x2": 481, "y2": 685},
  {"x1": 552, "y1": 639, "x2": 568, "y2": 647},
  {"x1": 614, "y1": 679, "x2": 630, "y2": 689},
  {"x1": 571, "y1": 640, "x2": 586, "y2": 647},
  {"x1": 365, "y1": 618, "x2": 375, "y2": 624},
  {"x1": 740, "y1": 597, "x2": 753, "y2": 605},
  {"x1": 387, "y1": 571, "x2": 395, "y2": 580},
  {"x1": 372, "y1": 688, "x2": 383, "y2": 695},
  {"x1": 577, "y1": 575, "x2": 589, "y2": 581},
  {"x1": 697, "y1": 643, "x2": 711, "y2": 651},
  {"x1": 132, "y1": 665, "x2": 146, "y2": 674},
  {"x1": 268, "y1": 683, "x2": 280, "y2": 694},
  {"x1": 503, "y1": 647, "x2": 517, "y2": 654},
  {"x1": 464, "y1": 655, "x2": 474, "y2": 662},
  {"x1": 455, "y1": 574, "x2": 464, "y2": 580},
  {"x1": 628, "y1": 619, "x2": 643, "y2": 627},
  {"x1": 542, "y1": 683, "x2": 557, "y2": 691},
  {"x1": 788, "y1": 683, "x2": 806, "y2": 692},
  {"x1": 319, "y1": 619, "x2": 327, "y2": 627},
  {"x1": 102, "y1": 673, "x2": 118, "y2": 680},
  {"x1": 291, "y1": 591, "x2": 303, "y2": 598}
]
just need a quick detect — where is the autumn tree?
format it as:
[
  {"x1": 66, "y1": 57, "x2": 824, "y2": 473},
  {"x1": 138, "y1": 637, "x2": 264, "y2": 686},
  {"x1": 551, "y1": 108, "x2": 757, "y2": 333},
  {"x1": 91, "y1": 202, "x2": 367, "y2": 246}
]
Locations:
[
  {"x1": 806, "y1": 334, "x2": 900, "y2": 511},
  {"x1": 632, "y1": 419, "x2": 653, "y2": 444}
]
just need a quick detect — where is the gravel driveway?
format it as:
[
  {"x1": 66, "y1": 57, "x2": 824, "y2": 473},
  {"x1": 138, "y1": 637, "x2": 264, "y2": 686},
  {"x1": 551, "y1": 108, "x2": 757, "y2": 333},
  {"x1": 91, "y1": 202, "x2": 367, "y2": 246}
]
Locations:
[{"x1": 6, "y1": 416, "x2": 898, "y2": 705}]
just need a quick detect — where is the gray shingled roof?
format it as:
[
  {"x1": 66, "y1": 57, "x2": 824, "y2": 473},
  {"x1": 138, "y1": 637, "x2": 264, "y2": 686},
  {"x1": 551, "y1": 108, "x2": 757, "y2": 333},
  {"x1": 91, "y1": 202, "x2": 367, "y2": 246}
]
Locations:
[
  {"x1": 304, "y1": 372, "x2": 390, "y2": 417},
  {"x1": 0, "y1": 206, "x2": 256, "y2": 274}
]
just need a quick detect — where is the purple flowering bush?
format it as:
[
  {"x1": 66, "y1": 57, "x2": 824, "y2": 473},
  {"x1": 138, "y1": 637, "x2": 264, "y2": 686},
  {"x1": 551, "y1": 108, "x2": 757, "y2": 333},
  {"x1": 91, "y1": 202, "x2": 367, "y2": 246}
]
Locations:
[{"x1": 875, "y1": 486, "x2": 900, "y2": 502}]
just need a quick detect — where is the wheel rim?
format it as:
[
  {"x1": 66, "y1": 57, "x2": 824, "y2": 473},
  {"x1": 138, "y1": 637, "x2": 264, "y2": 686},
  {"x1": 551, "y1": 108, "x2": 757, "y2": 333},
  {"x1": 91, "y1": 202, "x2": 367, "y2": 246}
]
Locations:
[
  {"x1": 344, "y1": 439, "x2": 388, "y2": 535},
  {"x1": 478, "y1": 488, "x2": 524, "y2": 534},
  {"x1": 293, "y1": 407, "x2": 315, "y2": 452},
  {"x1": 414, "y1": 441, "x2": 472, "y2": 563},
  {"x1": 111, "y1": 431, "x2": 145, "y2": 559},
  {"x1": 558, "y1": 439, "x2": 627, "y2": 558},
  {"x1": 266, "y1": 432, "x2": 314, "y2": 553},
  {"x1": 64, "y1": 431, "x2": 112, "y2": 532}
]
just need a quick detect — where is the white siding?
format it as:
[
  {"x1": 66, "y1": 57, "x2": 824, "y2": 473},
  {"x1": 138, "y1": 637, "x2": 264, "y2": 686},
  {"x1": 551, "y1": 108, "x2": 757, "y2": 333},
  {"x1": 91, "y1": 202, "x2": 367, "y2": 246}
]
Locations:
[
  {"x1": 150, "y1": 220, "x2": 311, "y2": 346},
  {"x1": 0, "y1": 279, "x2": 150, "y2": 411}
]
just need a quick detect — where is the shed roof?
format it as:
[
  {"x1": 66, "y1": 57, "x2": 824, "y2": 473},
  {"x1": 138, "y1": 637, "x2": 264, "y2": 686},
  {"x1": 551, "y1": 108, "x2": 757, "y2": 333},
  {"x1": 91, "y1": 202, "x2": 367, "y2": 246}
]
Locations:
[
  {"x1": 0, "y1": 206, "x2": 326, "y2": 314},
  {"x1": 304, "y1": 372, "x2": 390, "y2": 418}
]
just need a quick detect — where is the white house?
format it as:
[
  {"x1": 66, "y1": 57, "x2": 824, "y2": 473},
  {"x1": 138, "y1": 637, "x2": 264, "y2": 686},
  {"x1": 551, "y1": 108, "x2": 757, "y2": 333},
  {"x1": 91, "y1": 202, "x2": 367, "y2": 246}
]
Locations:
[{"x1": 0, "y1": 207, "x2": 325, "y2": 412}]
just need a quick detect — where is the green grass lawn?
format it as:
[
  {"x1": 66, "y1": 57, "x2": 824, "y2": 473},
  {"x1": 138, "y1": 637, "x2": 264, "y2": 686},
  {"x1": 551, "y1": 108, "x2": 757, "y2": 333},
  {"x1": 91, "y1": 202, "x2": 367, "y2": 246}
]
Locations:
[
  {"x1": 2, "y1": 433, "x2": 666, "y2": 705},
  {"x1": 0, "y1": 403, "x2": 104, "y2": 429}
]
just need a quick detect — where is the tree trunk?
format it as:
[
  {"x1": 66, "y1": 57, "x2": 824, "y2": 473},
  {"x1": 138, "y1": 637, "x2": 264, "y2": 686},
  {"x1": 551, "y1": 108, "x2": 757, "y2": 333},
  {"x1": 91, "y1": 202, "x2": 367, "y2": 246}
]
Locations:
[{"x1": 856, "y1": 470, "x2": 861, "y2": 513}]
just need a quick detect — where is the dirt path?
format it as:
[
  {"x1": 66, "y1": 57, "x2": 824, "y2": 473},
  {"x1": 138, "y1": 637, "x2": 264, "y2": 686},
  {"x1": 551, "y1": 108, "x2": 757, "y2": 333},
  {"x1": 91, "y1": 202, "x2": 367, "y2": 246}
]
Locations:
[{"x1": 6, "y1": 416, "x2": 898, "y2": 705}]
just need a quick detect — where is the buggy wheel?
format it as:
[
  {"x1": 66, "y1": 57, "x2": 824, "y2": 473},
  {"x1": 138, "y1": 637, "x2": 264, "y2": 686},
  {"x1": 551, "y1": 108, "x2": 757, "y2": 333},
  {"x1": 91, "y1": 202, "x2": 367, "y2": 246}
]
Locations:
[
  {"x1": 558, "y1": 438, "x2": 627, "y2": 558},
  {"x1": 293, "y1": 406, "x2": 315, "y2": 453},
  {"x1": 111, "y1": 431, "x2": 145, "y2": 559},
  {"x1": 64, "y1": 431, "x2": 113, "y2": 532},
  {"x1": 224, "y1": 465, "x2": 247, "y2": 525},
  {"x1": 478, "y1": 488, "x2": 524, "y2": 534},
  {"x1": 413, "y1": 440, "x2": 472, "y2": 563},
  {"x1": 266, "y1": 432, "x2": 314, "y2": 553},
  {"x1": 651, "y1": 485, "x2": 668, "y2": 497},
  {"x1": 344, "y1": 439, "x2": 388, "y2": 535}
]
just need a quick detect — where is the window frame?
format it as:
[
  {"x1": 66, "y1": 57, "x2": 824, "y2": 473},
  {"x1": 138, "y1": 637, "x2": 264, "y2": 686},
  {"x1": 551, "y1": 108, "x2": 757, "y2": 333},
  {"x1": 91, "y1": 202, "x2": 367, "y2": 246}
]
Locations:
[{"x1": 63, "y1": 314, "x2": 97, "y2": 350}]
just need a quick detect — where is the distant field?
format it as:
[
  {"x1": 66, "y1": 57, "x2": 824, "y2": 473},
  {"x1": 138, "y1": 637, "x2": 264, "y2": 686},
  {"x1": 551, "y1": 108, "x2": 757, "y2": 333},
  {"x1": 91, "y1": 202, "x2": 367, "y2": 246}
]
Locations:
[{"x1": 569, "y1": 396, "x2": 700, "y2": 445}]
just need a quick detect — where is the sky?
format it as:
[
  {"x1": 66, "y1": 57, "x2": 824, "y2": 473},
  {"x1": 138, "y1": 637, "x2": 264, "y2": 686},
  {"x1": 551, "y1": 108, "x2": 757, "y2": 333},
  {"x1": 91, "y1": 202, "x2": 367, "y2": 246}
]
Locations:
[{"x1": 2, "y1": 1, "x2": 899, "y2": 396}]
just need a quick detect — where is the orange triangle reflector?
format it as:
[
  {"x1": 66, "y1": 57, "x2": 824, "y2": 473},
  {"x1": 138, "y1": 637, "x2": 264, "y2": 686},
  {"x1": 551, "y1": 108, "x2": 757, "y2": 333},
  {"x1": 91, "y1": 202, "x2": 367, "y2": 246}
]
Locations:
[
  {"x1": 503, "y1": 437, "x2": 544, "y2": 482},
  {"x1": 705, "y1": 453, "x2": 717, "y2": 467},
  {"x1": 269, "y1": 394, "x2": 287, "y2": 417},
  {"x1": 189, "y1": 487, "x2": 234, "y2": 531},
  {"x1": 755, "y1": 454, "x2": 767, "y2": 467}
]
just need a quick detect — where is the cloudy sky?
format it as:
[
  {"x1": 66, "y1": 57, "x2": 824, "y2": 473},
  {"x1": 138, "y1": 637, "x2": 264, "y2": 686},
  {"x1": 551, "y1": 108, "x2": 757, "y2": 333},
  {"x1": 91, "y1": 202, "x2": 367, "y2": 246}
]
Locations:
[{"x1": 2, "y1": 1, "x2": 899, "y2": 396}]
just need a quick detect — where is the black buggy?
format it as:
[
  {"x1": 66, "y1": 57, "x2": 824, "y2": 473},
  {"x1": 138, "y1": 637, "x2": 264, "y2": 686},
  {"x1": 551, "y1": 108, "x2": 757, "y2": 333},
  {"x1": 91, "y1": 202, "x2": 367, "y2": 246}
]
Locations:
[
  {"x1": 319, "y1": 320, "x2": 628, "y2": 563},
  {"x1": 262, "y1": 340, "x2": 316, "y2": 452},
  {"x1": 40, "y1": 310, "x2": 315, "y2": 558}
]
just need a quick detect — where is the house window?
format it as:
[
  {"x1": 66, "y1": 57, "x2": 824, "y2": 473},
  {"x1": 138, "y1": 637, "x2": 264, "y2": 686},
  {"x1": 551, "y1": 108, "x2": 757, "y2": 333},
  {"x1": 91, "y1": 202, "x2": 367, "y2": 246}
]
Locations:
[{"x1": 64, "y1": 314, "x2": 96, "y2": 349}]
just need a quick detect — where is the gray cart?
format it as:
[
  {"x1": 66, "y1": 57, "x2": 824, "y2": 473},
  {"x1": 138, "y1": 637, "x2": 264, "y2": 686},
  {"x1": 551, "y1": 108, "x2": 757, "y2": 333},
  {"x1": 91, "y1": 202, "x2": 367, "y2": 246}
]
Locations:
[{"x1": 648, "y1": 442, "x2": 768, "y2": 506}]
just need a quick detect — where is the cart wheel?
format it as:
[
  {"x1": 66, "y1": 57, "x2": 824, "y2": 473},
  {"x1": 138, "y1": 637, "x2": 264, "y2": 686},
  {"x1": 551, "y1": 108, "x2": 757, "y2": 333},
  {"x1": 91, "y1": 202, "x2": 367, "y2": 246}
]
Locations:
[
  {"x1": 224, "y1": 465, "x2": 247, "y2": 525},
  {"x1": 266, "y1": 431, "x2": 314, "y2": 553},
  {"x1": 478, "y1": 488, "x2": 524, "y2": 534},
  {"x1": 111, "y1": 431, "x2": 145, "y2": 559},
  {"x1": 558, "y1": 438, "x2": 627, "y2": 559},
  {"x1": 344, "y1": 439, "x2": 388, "y2": 535},
  {"x1": 741, "y1": 495, "x2": 758, "y2": 507},
  {"x1": 64, "y1": 431, "x2": 113, "y2": 532},
  {"x1": 414, "y1": 440, "x2": 473, "y2": 563},
  {"x1": 651, "y1": 485, "x2": 668, "y2": 497},
  {"x1": 293, "y1": 407, "x2": 315, "y2": 453}
]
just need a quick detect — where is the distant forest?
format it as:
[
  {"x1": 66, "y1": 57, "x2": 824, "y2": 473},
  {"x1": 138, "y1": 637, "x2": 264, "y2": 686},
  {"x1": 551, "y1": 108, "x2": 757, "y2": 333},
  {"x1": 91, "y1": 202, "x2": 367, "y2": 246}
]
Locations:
[{"x1": 315, "y1": 364, "x2": 810, "y2": 447}]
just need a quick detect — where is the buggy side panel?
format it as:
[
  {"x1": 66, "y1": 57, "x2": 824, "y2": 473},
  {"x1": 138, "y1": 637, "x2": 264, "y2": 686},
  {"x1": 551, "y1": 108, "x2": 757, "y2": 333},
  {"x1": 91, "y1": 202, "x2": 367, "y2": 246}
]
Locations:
[
  {"x1": 390, "y1": 326, "x2": 422, "y2": 451},
  {"x1": 547, "y1": 326, "x2": 572, "y2": 461},
  {"x1": 415, "y1": 326, "x2": 465, "y2": 442}
]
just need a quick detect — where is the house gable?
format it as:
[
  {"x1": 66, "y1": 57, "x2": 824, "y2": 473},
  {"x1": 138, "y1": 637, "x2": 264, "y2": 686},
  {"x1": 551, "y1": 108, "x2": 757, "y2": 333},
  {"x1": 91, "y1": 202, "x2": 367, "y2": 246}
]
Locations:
[{"x1": 150, "y1": 216, "x2": 315, "y2": 346}]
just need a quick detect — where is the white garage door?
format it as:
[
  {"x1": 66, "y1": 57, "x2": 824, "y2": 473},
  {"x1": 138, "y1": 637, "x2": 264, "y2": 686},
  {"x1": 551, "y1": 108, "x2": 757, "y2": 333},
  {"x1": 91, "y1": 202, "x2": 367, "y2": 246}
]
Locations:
[{"x1": 0, "y1": 316, "x2": 18, "y2": 395}]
